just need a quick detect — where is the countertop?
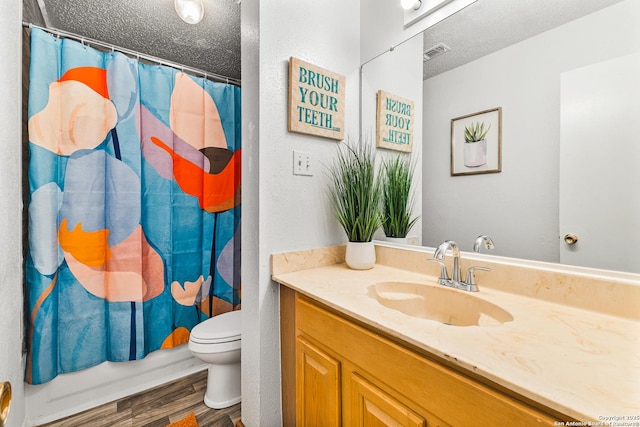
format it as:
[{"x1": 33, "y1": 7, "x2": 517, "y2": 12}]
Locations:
[{"x1": 272, "y1": 246, "x2": 640, "y2": 423}]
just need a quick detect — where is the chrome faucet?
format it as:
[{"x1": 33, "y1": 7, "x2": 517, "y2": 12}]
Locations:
[
  {"x1": 428, "y1": 238, "x2": 492, "y2": 292},
  {"x1": 434, "y1": 240, "x2": 462, "y2": 283},
  {"x1": 473, "y1": 235, "x2": 495, "y2": 253}
]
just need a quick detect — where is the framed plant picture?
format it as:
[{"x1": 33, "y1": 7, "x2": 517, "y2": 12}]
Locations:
[{"x1": 451, "y1": 107, "x2": 502, "y2": 176}]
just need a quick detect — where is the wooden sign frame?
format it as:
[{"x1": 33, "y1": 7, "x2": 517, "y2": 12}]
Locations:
[
  {"x1": 376, "y1": 90, "x2": 414, "y2": 153},
  {"x1": 288, "y1": 57, "x2": 345, "y2": 140}
]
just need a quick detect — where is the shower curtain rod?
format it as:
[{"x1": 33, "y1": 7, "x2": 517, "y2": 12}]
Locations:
[{"x1": 22, "y1": 22, "x2": 241, "y2": 87}]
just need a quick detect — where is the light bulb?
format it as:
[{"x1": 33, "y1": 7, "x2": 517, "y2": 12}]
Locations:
[
  {"x1": 401, "y1": 0, "x2": 422, "y2": 10},
  {"x1": 175, "y1": 0, "x2": 204, "y2": 25}
]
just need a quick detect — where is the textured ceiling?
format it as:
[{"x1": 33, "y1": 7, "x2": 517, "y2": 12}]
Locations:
[
  {"x1": 23, "y1": 0, "x2": 241, "y2": 82},
  {"x1": 421, "y1": 0, "x2": 623, "y2": 79},
  {"x1": 21, "y1": 0, "x2": 622, "y2": 84}
]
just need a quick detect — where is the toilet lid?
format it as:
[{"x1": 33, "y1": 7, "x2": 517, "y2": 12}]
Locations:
[{"x1": 190, "y1": 310, "x2": 241, "y2": 344}]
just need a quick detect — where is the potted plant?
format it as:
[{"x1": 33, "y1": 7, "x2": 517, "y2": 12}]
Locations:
[
  {"x1": 327, "y1": 139, "x2": 382, "y2": 270},
  {"x1": 381, "y1": 154, "x2": 419, "y2": 244},
  {"x1": 463, "y1": 121, "x2": 491, "y2": 167}
]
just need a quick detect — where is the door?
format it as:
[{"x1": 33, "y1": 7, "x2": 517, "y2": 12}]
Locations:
[
  {"x1": 350, "y1": 373, "x2": 426, "y2": 427},
  {"x1": 559, "y1": 52, "x2": 640, "y2": 273},
  {"x1": 296, "y1": 336, "x2": 341, "y2": 426}
]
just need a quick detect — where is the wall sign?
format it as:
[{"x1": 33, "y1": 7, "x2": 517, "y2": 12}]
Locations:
[
  {"x1": 376, "y1": 90, "x2": 414, "y2": 153},
  {"x1": 288, "y1": 57, "x2": 345, "y2": 140}
]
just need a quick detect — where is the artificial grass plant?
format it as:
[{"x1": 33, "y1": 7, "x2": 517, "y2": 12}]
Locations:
[
  {"x1": 381, "y1": 154, "x2": 418, "y2": 238},
  {"x1": 327, "y1": 139, "x2": 382, "y2": 242}
]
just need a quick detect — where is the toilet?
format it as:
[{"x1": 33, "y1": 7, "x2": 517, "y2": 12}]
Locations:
[{"x1": 188, "y1": 309, "x2": 241, "y2": 409}]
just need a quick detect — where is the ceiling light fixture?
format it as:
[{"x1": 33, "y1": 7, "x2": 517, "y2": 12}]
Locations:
[
  {"x1": 175, "y1": 0, "x2": 205, "y2": 25},
  {"x1": 401, "y1": 0, "x2": 422, "y2": 10}
]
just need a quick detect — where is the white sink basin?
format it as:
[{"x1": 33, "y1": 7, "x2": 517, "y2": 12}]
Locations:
[{"x1": 368, "y1": 281, "x2": 513, "y2": 327}]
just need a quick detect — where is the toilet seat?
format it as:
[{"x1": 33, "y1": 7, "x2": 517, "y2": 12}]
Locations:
[{"x1": 190, "y1": 310, "x2": 241, "y2": 344}]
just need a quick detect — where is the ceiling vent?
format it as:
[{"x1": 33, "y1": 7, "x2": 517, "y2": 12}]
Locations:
[{"x1": 423, "y1": 43, "x2": 450, "y2": 61}]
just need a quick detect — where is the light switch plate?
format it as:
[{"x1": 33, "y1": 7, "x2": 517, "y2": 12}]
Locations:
[{"x1": 293, "y1": 150, "x2": 313, "y2": 176}]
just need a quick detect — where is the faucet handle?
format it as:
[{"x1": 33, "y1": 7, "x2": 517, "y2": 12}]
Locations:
[
  {"x1": 427, "y1": 259, "x2": 450, "y2": 283},
  {"x1": 464, "y1": 266, "x2": 491, "y2": 287}
]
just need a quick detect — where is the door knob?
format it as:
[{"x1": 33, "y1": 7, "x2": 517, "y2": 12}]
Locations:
[
  {"x1": 563, "y1": 233, "x2": 578, "y2": 245},
  {"x1": 0, "y1": 382, "x2": 11, "y2": 427}
]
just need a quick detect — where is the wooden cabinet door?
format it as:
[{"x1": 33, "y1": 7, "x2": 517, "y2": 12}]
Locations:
[
  {"x1": 296, "y1": 336, "x2": 341, "y2": 426},
  {"x1": 350, "y1": 373, "x2": 426, "y2": 427}
]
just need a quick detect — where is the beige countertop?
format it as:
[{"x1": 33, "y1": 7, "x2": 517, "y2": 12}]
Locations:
[{"x1": 272, "y1": 245, "x2": 640, "y2": 423}]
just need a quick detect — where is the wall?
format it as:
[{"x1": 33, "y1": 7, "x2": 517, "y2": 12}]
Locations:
[
  {"x1": 422, "y1": 0, "x2": 640, "y2": 261},
  {"x1": 0, "y1": 0, "x2": 26, "y2": 426},
  {"x1": 360, "y1": 0, "x2": 409, "y2": 63},
  {"x1": 241, "y1": 1, "x2": 361, "y2": 425}
]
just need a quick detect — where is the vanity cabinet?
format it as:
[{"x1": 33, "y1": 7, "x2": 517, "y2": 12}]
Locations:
[{"x1": 280, "y1": 286, "x2": 566, "y2": 426}]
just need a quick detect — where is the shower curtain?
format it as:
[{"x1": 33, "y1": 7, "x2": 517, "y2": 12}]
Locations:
[{"x1": 25, "y1": 28, "x2": 241, "y2": 385}]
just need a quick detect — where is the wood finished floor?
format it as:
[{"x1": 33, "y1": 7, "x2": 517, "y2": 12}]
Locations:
[{"x1": 36, "y1": 370, "x2": 242, "y2": 427}]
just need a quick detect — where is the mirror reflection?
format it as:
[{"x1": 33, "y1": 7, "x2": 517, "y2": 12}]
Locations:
[{"x1": 363, "y1": 0, "x2": 640, "y2": 274}]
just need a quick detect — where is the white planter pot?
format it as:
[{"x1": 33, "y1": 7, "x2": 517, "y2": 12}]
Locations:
[
  {"x1": 463, "y1": 139, "x2": 487, "y2": 167},
  {"x1": 385, "y1": 236, "x2": 409, "y2": 245},
  {"x1": 345, "y1": 241, "x2": 376, "y2": 270}
]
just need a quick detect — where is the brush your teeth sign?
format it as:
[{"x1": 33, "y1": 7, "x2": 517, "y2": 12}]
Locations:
[
  {"x1": 376, "y1": 90, "x2": 414, "y2": 153},
  {"x1": 288, "y1": 57, "x2": 345, "y2": 140}
]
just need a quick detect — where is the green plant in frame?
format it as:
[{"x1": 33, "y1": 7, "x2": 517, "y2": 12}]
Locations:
[
  {"x1": 381, "y1": 154, "x2": 419, "y2": 239},
  {"x1": 327, "y1": 139, "x2": 382, "y2": 243},
  {"x1": 464, "y1": 121, "x2": 491, "y2": 142}
]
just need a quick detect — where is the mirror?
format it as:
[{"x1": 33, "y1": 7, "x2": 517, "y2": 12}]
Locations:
[{"x1": 361, "y1": 0, "x2": 640, "y2": 274}]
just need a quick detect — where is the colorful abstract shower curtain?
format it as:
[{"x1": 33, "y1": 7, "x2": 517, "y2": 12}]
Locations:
[{"x1": 25, "y1": 28, "x2": 241, "y2": 385}]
